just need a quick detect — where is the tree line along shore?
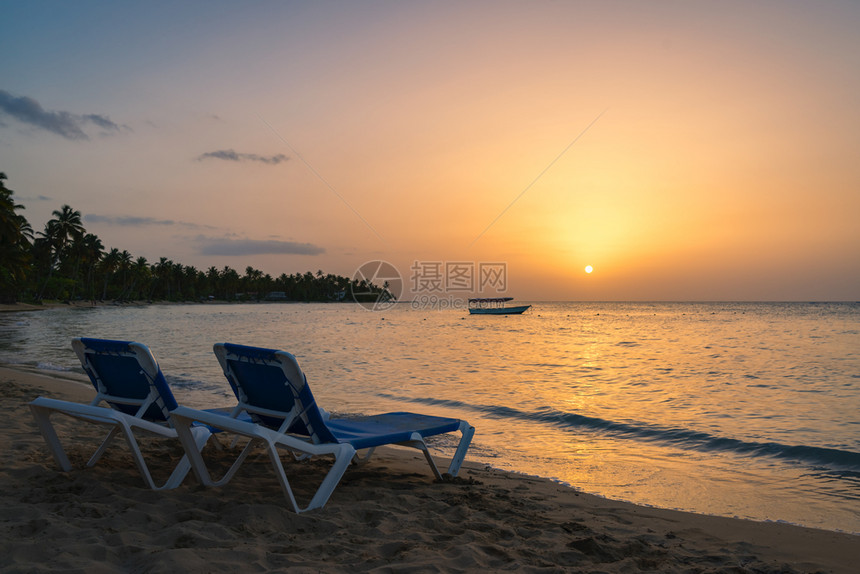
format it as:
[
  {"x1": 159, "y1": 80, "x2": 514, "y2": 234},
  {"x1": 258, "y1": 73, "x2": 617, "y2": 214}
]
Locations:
[{"x1": 0, "y1": 171, "x2": 384, "y2": 305}]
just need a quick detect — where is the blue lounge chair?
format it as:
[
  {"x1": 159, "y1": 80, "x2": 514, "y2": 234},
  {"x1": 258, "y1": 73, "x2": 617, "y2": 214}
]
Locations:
[
  {"x1": 170, "y1": 342, "x2": 475, "y2": 513},
  {"x1": 29, "y1": 338, "x2": 212, "y2": 490}
]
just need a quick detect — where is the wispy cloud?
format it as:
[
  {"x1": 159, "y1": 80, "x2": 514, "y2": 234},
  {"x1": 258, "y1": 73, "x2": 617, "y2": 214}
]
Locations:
[
  {"x1": 0, "y1": 89, "x2": 127, "y2": 140},
  {"x1": 85, "y1": 214, "x2": 214, "y2": 230},
  {"x1": 196, "y1": 149, "x2": 288, "y2": 165},
  {"x1": 198, "y1": 238, "x2": 324, "y2": 256}
]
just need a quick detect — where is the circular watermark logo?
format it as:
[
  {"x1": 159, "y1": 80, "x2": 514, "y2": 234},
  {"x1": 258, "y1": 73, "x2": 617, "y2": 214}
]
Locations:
[{"x1": 351, "y1": 260, "x2": 402, "y2": 311}]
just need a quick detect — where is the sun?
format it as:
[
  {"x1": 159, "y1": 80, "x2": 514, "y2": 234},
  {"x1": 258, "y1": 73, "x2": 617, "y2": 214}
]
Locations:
[{"x1": 584, "y1": 265, "x2": 593, "y2": 274}]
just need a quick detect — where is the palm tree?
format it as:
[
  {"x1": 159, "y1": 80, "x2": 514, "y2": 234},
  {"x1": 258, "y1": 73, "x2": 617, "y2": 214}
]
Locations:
[
  {"x1": 205, "y1": 266, "x2": 220, "y2": 298},
  {"x1": 125, "y1": 256, "x2": 150, "y2": 300},
  {"x1": 0, "y1": 173, "x2": 26, "y2": 242},
  {"x1": 33, "y1": 222, "x2": 59, "y2": 299},
  {"x1": 181, "y1": 264, "x2": 201, "y2": 300},
  {"x1": 221, "y1": 266, "x2": 240, "y2": 300},
  {"x1": 99, "y1": 248, "x2": 120, "y2": 300},
  {"x1": 48, "y1": 205, "x2": 85, "y2": 267},
  {"x1": 243, "y1": 266, "x2": 264, "y2": 298},
  {"x1": 115, "y1": 250, "x2": 133, "y2": 300},
  {"x1": 0, "y1": 173, "x2": 33, "y2": 303},
  {"x1": 66, "y1": 232, "x2": 104, "y2": 301},
  {"x1": 80, "y1": 233, "x2": 104, "y2": 301},
  {"x1": 35, "y1": 205, "x2": 84, "y2": 300},
  {"x1": 152, "y1": 257, "x2": 173, "y2": 299},
  {"x1": 170, "y1": 263, "x2": 188, "y2": 300}
]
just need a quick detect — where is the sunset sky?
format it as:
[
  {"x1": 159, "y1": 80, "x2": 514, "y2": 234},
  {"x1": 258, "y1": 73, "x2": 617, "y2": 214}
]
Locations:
[{"x1": 2, "y1": 1, "x2": 858, "y2": 301}]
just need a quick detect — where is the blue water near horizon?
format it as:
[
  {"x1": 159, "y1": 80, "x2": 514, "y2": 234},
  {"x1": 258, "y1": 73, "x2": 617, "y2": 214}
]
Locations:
[{"x1": 1, "y1": 301, "x2": 858, "y2": 533}]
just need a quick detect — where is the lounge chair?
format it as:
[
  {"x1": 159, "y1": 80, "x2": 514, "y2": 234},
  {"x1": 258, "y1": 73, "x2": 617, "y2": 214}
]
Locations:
[
  {"x1": 28, "y1": 337, "x2": 212, "y2": 490},
  {"x1": 170, "y1": 342, "x2": 475, "y2": 513}
]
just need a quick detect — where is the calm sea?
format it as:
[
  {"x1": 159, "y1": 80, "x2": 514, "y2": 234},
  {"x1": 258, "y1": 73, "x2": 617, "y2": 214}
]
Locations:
[{"x1": 1, "y1": 301, "x2": 858, "y2": 533}]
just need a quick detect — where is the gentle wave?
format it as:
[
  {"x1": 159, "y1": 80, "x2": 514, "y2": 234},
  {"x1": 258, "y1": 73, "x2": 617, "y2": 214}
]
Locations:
[
  {"x1": 35, "y1": 361, "x2": 76, "y2": 372},
  {"x1": 379, "y1": 393, "x2": 860, "y2": 471},
  {"x1": 0, "y1": 354, "x2": 77, "y2": 373}
]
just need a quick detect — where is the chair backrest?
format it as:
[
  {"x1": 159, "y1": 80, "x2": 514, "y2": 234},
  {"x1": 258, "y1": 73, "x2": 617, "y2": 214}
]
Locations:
[
  {"x1": 72, "y1": 337, "x2": 178, "y2": 422},
  {"x1": 214, "y1": 343, "x2": 337, "y2": 444}
]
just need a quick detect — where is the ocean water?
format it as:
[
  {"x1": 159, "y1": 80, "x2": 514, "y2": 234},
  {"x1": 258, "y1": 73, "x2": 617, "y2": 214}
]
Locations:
[{"x1": 1, "y1": 301, "x2": 858, "y2": 533}]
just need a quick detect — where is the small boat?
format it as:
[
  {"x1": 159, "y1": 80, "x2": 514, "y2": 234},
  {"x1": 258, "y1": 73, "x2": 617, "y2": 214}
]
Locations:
[{"x1": 468, "y1": 297, "x2": 531, "y2": 315}]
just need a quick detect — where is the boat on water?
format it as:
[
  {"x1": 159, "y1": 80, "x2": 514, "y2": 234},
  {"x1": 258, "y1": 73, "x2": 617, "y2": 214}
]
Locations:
[{"x1": 468, "y1": 297, "x2": 531, "y2": 315}]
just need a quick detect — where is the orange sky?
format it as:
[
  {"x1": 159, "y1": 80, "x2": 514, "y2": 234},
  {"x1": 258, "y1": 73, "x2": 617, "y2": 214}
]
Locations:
[{"x1": 2, "y1": 1, "x2": 858, "y2": 300}]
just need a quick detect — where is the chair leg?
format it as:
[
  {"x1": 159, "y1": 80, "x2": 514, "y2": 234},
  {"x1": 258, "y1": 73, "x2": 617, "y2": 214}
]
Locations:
[
  {"x1": 118, "y1": 422, "x2": 158, "y2": 489},
  {"x1": 29, "y1": 405, "x2": 73, "y2": 472},
  {"x1": 87, "y1": 426, "x2": 121, "y2": 467},
  {"x1": 397, "y1": 437, "x2": 443, "y2": 480},
  {"x1": 446, "y1": 422, "x2": 475, "y2": 477},
  {"x1": 266, "y1": 441, "x2": 302, "y2": 512},
  {"x1": 160, "y1": 426, "x2": 212, "y2": 490},
  {"x1": 176, "y1": 423, "x2": 260, "y2": 488},
  {"x1": 419, "y1": 443, "x2": 443, "y2": 480},
  {"x1": 303, "y1": 444, "x2": 355, "y2": 512},
  {"x1": 351, "y1": 446, "x2": 376, "y2": 465},
  {"x1": 266, "y1": 441, "x2": 356, "y2": 513}
]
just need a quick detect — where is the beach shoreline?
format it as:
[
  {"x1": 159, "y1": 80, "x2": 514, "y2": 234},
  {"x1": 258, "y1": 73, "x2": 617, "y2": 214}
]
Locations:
[
  {"x1": 0, "y1": 299, "x2": 356, "y2": 315},
  {"x1": 0, "y1": 300, "x2": 227, "y2": 313},
  {"x1": 1, "y1": 364, "x2": 858, "y2": 573}
]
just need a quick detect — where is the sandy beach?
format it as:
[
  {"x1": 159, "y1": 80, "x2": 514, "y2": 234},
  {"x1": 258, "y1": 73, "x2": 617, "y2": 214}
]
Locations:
[{"x1": 1, "y1": 365, "x2": 857, "y2": 573}]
